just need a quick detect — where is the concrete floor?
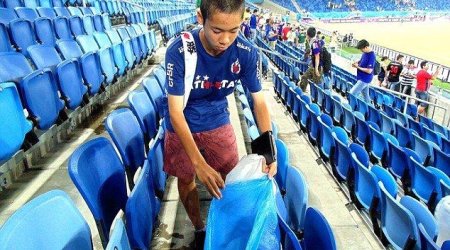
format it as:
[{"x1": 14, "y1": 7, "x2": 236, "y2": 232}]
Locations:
[{"x1": 0, "y1": 45, "x2": 385, "y2": 249}]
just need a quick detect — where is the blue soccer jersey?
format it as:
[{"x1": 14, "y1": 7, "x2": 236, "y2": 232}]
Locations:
[{"x1": 163, "y1": 29, "x2": 262, "y2": 133}]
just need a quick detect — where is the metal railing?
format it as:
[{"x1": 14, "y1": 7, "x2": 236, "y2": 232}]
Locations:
[{"x1": 121, "y1": 0, "x2": 148, "y2": 25}]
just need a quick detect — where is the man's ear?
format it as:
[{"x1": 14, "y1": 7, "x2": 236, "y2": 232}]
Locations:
[{"x1": 197, "y1": 8, "x2": 204, "y2": 25}]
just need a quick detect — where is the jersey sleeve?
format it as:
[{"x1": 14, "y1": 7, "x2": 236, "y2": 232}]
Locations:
[
  {"x1": 311, "y1": 40, "x2": 320, "y2": 55},
  {"x1": 165, "y1": 40, "x2": 185, "y2": 96},
  {"x1": 366, "y1": 53, "x2": 375, "y2": 69},
  {"x1": 241, "y1": 45, "x2": 262, "y2": 93}
]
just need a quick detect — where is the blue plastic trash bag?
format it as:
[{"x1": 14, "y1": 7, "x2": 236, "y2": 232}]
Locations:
[{"x1": 205, "y1": 155, "x2": 280, "y2": 250}]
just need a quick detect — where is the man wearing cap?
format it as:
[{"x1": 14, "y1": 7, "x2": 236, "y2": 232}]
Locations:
[{"x1": 349, "y1": 39, "x2": 376, "y2": 102}]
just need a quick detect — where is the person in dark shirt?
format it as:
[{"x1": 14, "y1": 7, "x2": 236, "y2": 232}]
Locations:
[
  {"x1": 377, "y1": 56, "x2": 388, "y2": 87},
  {"x1": 298, "y1": 27, "x2": 322, "y2": 92},
  {"x1": 249, "y1": 9, "x2": 258, "y2": 40},
  {"x1": 386, "y1": 54, "x2": 404, "y2": 92}
]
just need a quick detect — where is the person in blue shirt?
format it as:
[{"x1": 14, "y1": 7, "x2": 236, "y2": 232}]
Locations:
[
  {"x1": 249, "y1": 9, "x2": 258, "y2": 40},
  {"x1": 350, "y1": 39, "x2": 376, "y2": 102},
  {"x1": 163, "y1": 0, "x2": 276, "y2": 248}
]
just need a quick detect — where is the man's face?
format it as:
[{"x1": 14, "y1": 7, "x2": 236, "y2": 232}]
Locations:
[{"x1": 198, "y1": 9, "x2": 242, "y2": 56}]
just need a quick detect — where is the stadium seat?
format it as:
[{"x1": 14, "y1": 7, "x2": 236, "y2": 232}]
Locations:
[
  {"x1": 278, "y1": 215, "x2": 303, "y2": 250},
  {"x1": 418, "y1": 224, "x2": 440, "y2": 250},
  {"x1": 93, "y1": 14, "x2": 104, "y2": 31},
  {"x1": 152, "y1": 66, "x2": 166, "y2": 93},
  {"x1": 418, "y1": 115, "x2": 433, "y2": 130},
  {"x1": 388, "y1": 142, "x2": 415, "y2": 179},
  {"x1": 0, "y1": 190, "x2": 92, "y2": 249},
  {"x1": 34, "y1": 17, "x2": 56, "y2": 46},
  {"x1": 0, "y1": 82, "x2": 33, "y2": 163},
  {"x1": 306, "y1": 103, "x2": 321, "y2": 145},
  {"x1": 54, "y1": 7, "x2": 71, "y2": 17},
  {"x1": 69, "y1": 16, "x2": 86, "y2": 37},
  {"x1": 51, "y1": 0, "x2": 64, "y2": 7},
  {"x1": 105, "y1": 29, "x2": 136, "y2": 68},
  {"x1": 331, "y1": 95, "x2": 343, "y2": 124},
  {"x1": 80, "y1": 7, "x2": 93, "y2": 16},
  {"x1": 56, "y1": 39, "x2": 104, "y2": 96},
  {"x1": 147, "y1": 136, "x2": 166, "y2": 200},
  {"x1": 5, "y1": 0, "x2": 23, "y2": 9},
  {"x1": 380, "y1": 112, "x2": 394, "y2": 135},
  {"x1": 38, "y1": 0, "x2": 52, "y2": 8},
  {"x1": 102, "y1": 13, "x2": 112, "y2": 30},
  {"x1": 342, "y1": 103, "x2": 355, "y2": 135},
  {"x1": 367, "y1": 104, "x2": 381, "y2": 126},
  {"x1": 348, "y1": 93, "x2": 358, "y2": 111},
  {"x1": 410, "y1": 157, "x2": 440, "y2": 210},
  {"x1": 9, "y1": 19, "x2": 37, "y2": 57},
  {"x1": 424, "y1": 126, "x2": 442, "y2": 148},
  {"x1": 399, "y1": 196, "x2": 438, "y2": 243},
  {"x1": 354, "y1": 111, "x2": 370, "y2": 146},
  {"x1": 299, "y1": 95, "x2": 311, "y2": 131},
  {"x1": 0, "y1": 23, "x2": 13, "y2": 53},
  {"x1": 318, "y1": 114, "x2": 334, "y2": 161},
  {"x1": 332, "y1": 126, "x2": 350, "y2": 182},
  {"x1": 0, "y1": 8, "x2": 18, "y2": 25},
  {"x1": 117, "y1": 27, "x2": 142, "y2": 63},
  {"x1": 127, "y1": 25, "x2": 148, "y2": 58},
  {"x1": 275, "y1": 139, "x2": 289, "y2": 192},
  {"x1": 302, "y1": 207, "x2": 336, "y2": 250},
  {"x1": 142, "y1": 76, "x2": 164, "y2": 118},
  {"x1": 54, "y1": 17, "x2": 73, "y2": 40},
  {"x1": 412, "y1": 133, "x2": 434, "y2": 165},
  {"x1": 82, "y1": 15, "x2": 95, "y2": 35},
  {"x1": 105, "y1": 108, "x2": 146, "y2": 186},
  {"x1": 126, "y1": 162, "x2": 159, "y2": 250},
  {"x1": 408, "y1": 117, "x2": 424, "y2": 136},
  {"x1": 432, "y1": 148, "x2": 450, "y2": 177},
  {"x1": 93, "y1": 31, "x2": 127, "y2": 75},
  {"x1": 284, "y1": 165, "x2": 308, "y2": 235},
  {"x1": 0, "y1": 51, "x2": 33, "y2": 83},
  {"x1": 105, "y1": 212, "x2": 131, "y2": 250},
  {"x1": 368, "y1": 125, "x2": 388, "y2": 165},
  {"x1": 442, "y1": 137, "x2": 450, "y2": 155},
  {"x1": 248, "y1": 125, "x2": 259, "y2": 141},
  {"x1": 394, "y1": 121, "x2": 413, "y2": 148},
  {"x1": 352, "y1": 152, "x2": 379, "y2": 210},
  {"x1": 382, "y1": 104, "x2": 396, "y2": 119},
  {"x1": 15, "y1": 7, "x2": 39, "y2": 21},
  {"x1": 36, "y1": 7, "x2": 56, "y2": 19},
  {"x1": 432, "y1": 122, "x2": 449, "y2": 139},
  {"x1": 68, "y1": 6, "x2": 83, "y2": 17},
  {"x1": 68, "y1": 137, "x2": 128, "y2": 247},
  {"x1": 127, "y1": 90, "x2": 158, "y2": 147},
  {"x1": 379, "y1": 182, "x2": 419, "y2": 249}
]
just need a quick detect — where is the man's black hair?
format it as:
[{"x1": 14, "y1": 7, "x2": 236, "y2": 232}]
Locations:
[
  {"x1": 306, "y1": 27, "x2": 316, "y2": 38},
  {"x1": 396, "y1": 54, "x2": 404, "y2": 60},
  {"x1": 253, "y1": 9, "x2": 258, "y2": 13},
  {"x1": 420, "y1": 61, "x2": 428, "y2": 68},
  {"x1": 200, "y1": 0, "x2": 245, "y2": 22},
  {"x1": 408, "y1": 59, "x2": 415, "y2": 64},
  {"x1": 356, "y1": 39, "x2": 370, "y2": 49}
]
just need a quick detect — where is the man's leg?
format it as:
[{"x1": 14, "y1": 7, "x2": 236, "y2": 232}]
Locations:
[
  {"x1": 349, "y1": 80, "x2": 364, "y2": 97},
  {"x1": 178, "y1": 179, "x2": 204, "y2": 230},
  {"x1": 299, "y1": 67, "x2": 313, "y2": 92},
  {"x1": 361, "y1": 82, "x2": 370, "y2": 103}
]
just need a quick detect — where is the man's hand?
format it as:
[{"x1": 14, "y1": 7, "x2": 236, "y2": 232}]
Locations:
[
  {"x1": 263, "y1": 161, "x2": 277, "y2": 178},
  {"x1": 194, "y1": 162, "x2": 224, "y2": 199},
  {"x1": 315, "y1": 68, "x2": 320, "y2": 77}
]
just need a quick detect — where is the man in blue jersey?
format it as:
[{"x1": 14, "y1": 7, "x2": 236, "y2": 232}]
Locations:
[
  {"x1": 163, "y1": 0, "x2": 276, "y2": 248},
  {"x1": 349, "y1": 39, "x2": 376, "y2": 102},
  {"x1": 249, "y1": 9, "x2": 258, "y2": 41}
]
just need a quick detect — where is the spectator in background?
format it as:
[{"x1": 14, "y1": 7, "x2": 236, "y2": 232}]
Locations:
[
  {"x1": 377, "y1": 56, "x2": 389, "y2": 87},
  {"x1": 298, "y1": 30, "x2": 306, "y2": 48},
  {"x1": 281, "y1": 23, "x2": 291, "y2": 41},
  {"x1": 299, "y1": 27, "x2": 322, "y2": 92},
  {"x1": 349, "y1": 39, "x2": 376, "y2": 102},
  {"x1": 249, "y1": 9, "x2": 258, "y2": 41},
  {"x1": 386, "y1": 54, "x2": 404, "y2": 91},
  {"x1": 415, "y1": 61, "x2": 440, "y2": 116},
  {"x1": 241, "y1": 17, "x2": 251, "y2": 39},
  {"x1": 244, "y1": 7, "x2": 251, "y2": 20},
  {"x1": 266, "y1": 21, "x2": 278, "y2": 49},
  {"x1": 400, "y1": 59, "x2": 417, "y2": 95}
]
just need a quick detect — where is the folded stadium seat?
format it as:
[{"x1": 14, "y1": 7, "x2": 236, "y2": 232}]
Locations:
[
  {"x1": 0, "y1": 23, "x2": 14, "y2": 53},
  {"x1": 418, "y1": 114, "x2": 434, "y2": 130},
  {"x1": 89, "y1": 6, "x2": 100, "y2": 16},
  {"x1": 318, "y1": 114, "x2": 334, "y2": 162},
  {"x1": 5, "y1": 0, "x2": 23, "y2": 9},
  {"x1": 418, "y1": 224, "x2": 440, "y2": 250},
  {"x1": 423, "y1": 126, "x2": 443, "y2": 148},
  {"x1": 394, "y1": 110, "x2": 408, "y2": 127},
  {"x1": 330, "y1": 126, "x2": 350, "y2": 182},
  {"x1": 379, "y1": 182, "x2": 419, "y2": 250},
  {"x1": 342, "y1": 103, "x2": 355, "y2": 135},
  {"x1": 106, "y1": 1, "x2": 114, "y2": 16},
  {"x1": 283, "y1": 165, "x2": 308, "y2": 236},
  {"x1": 277, "y1": 214, "x2": 302, "y2": 250},
  {"x1": 52, "y1": 0, "x2": 65, "y2": 7},
  {"x1": 367, "y1": 104, "x2": 381, "y2": 126},
  {"x1": 15, "y1": 7, "x2": 40, "y2": 22},
  {"x1": 82, "y1": 15, "x2": 95, "y2": 35},
  {"x1": 406, "y1": 104, "x2": 418, "y2": 119},
  {"x1": 0, "y1": 8, "x2": 18, "y2": 25},
  {"x1": 354, "y1": 112, "x2": 370, "y2": 147},
  {"x1": 392, "y1": 122, "x2": 411, "y2": 148},
  {"x1": 99, "y1": 1, "x2": 108, "y2": 15},
  {"x1": 286, "y1": 86, "x2": 296, "y2": 113},
  {"x1": 410, "y1": 157, "x2": 441, "y2": 211},
  {"x1": 102, "y1": 13, "x2": 112, "y2": 30},
  {"x1": 27, "y1": 45, "x2": 88, "y2": 110},
  {"x1": 68, "y1": 137, "x2": 128, "y2": 247},
  {"x1": 126, "y1": 160, "x2": 160, "y2": 250},
  {"x1": 388, "y1": 141, "x2": 417, "y2": 185},
  {"x1": 433, "y1": 148, "x2": 450, "y2": 177},
  {"x1": 134, "y1": 24, "x2": 154, "y2": 54},
  {"x1": 93, "y1": 31, "x2": 127, "y2": 76},
  {"x1": 357, "y1": 98, "x2": 369, "y2": 118},
  {"x1": 382, "y1": 104, "x2": 396, "y2": 118},
  {"x1": 9, "y1": 19, "x2": 38, "y2": 57},
  {"x1": 306, "y1": 103, "x2": 321, "y2": 146},
  {"x1": 68, "y1": 6, "x2": 83, "y2": 17},
  {"x1": 243, "y1": 107, "x2": 255, "y2": 127},
  {"x1": 301, "y1": 207, "x2": 337, "y2": 250},
  {"x1": 0, "y1": 82, "x2": 33, "y2": 163},
  {"x1": 54, "y1": 17, "x2": 73, "y2": 40},
  {"x1": 105, "y1": 212, "x2": 131, "y2": 250},
  {"x1": 56, "y1": 35, "x2": 105, "y2": 95},
  {"x1": 152, "y1": 66, "x2": 166, "y2": 92},
  {"x1": 54, "y1": 7, "x2": 71, "y2": 18},
  {"x1": 433, "y1": 122, "x2": 449, "y2": 140},
  {"x1": 292, "y1": 94, "x2": 302, "y2": 122},
  {"x1": 442, "y1": 137, "x2": 450, "y2": 155},
  {"x1": 23, "y1": 0, "x2": 37, "y2": 8},
  {"x1": 352, "y1": 152, "x2": 380, "y2": 210},
  {"x1": 331, "y1": 95, "x2": 342, "y2": 125},
  {"x1": 117, "y1": 27, "x2": 142, "y2": 63},
  {"x1": 0, "y1": 190, "x2": 92, "y2": 250},
  {"x1": 105, "y1": 29, "x2": 136, "y2": 68},
  {"x1": 393, "y1": 96, "x2": 405, "y2": 111},
  {"x1": 299, "y1": 95, "x2": 311, "y2": 132},
  {"x1": 400, "y1": 196, "x2": 438, "y2": 245},
  {"x1": 69, "y1": 16, "x2": 86, "y2": 37},
  {"x1": 105, "y1": 108, "x2": 146, "y2": 188},
  {"x1": 142, "y1": 76, "x2": 164, "y2": 118},
  {"x1": 274, "y1": 139, "x2": 289, "y2": 193},
  {"x1": 79, "y1": 7, "x2": 93, "y2": 16},
  {"x1": 38, "y1": 0, "x2": 52, "y2": 7},
  {"x1": 347, "y1": 93, "x2": 358, "y2": 111},
  {"x1": 92, "y1": 14, "x2": 103, "y2": 31},
  {"x1": 380, "y1": 112, "x2": 395, "y2": 135},
  {"x1": 315, "y1": 87, "x2": 325, "y2": 109},
  {"x1": 147, "y1": 135, "x2": 166, "y2": 199},
  {"x1": 36, "y1": 7, "x2": 56, "y2": 19},
  {"x1": 323, "y1": 91, "x2": 333, "y2": 115},
  {"x1": 368, "y1": 125, "x2": 389, "y2": 165},
  {"x1": 77, "y1": 34, "x2": 117, "y2": 84},
  {"x1": 412, "y1": 133, "x2": 435, "y2": 166},
  {"x1": 348, "y1": 143, "x2": 370, "y2": 203},
  {"x1": 408, "y1": 117, "x2": 424, "y2": 136},
  {"x1": 127, "y1": 90, "x2": 158, "y2": 148},
  {"x1": 34, "y1": 17, "x2": 56, "y2": 47}
]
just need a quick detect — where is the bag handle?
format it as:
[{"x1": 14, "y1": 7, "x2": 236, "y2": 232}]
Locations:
[{"x1": 180, "y1": 31, "x2": 197, "y2": 109}]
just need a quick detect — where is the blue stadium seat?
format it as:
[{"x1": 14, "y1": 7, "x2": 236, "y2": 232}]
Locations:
[
  {"x1": 432, "y1": 122, "x2": 449, "y2": 139},
  {"x1": 69, "y1": 16, "x2": 86, "y2": 37},
  {"x1": 147, "y1": 136, "x2": 166, "y2": 200},
  {"x1": 52, "y1": 0, "x2": 64, "y2": 7},
  {"x1": 442, "y1": 137, "x2": 450, "y2": 155},
  {"x1": 142, "y1": 76, "x2": 164, "y2": 118},
  {"x1": 332, "y1": 126, "x2": 350, "y2": 182},
  {"x1": 382, "y1": 104, "x2": 396, "y2": 119},
  {"x1": 54, "y1": 17, "x2": 73, "y2": 40},
  {"x1": 394, "y1": 121, "x2": 413, "y2": 148},
  {"x1": 117, "y1": 27, "x2": 142, "y2": 63},
  {"x1": 302, "y1": 207, "x2": 336, "y2": 250},
  {"x1": 93, "y1": 14, "x2": 104, "y2": 31},
  {"x1": 152, "y1": 66, "x2": 166, "y2": 92},
  {"x1": 128, "y1": 25, "x2": 148, "y2": 58},
  {"x1": 93, "y1": 31, "x2": 127, "y2": 76},
  {"x1": 278, "y1": 215, "x2": 303, "y2": 250},
  {"x1": 80, "y1": 7, "x2": 93, "y2": 16},
  {"x1": 82, "y1": 15, "x2": 95, "y2": 35},
  {"x1": 105, "y1": 108, "x2": 146, "y2": 185},
  {"x1": 348, "y1": 93, "x2": 358, "y2": 111},
  {"x1": 379, "y1": 182, "x2": 419, "y2": 249},
  {"x1": 68, "y1": 6, "x2": 83, "y2": 17},
  {"x1": 57, "y1": 39, "x2": 104, "y2": 96},
  {"x1": 352, "y1": 152, "x2": 379, "y2": 210},
  {"x1": 5, "y1": 0, "x2": 23, "y2": 9},
  {"x1": 380, "y1": 112, "x2": 394, "y2": 135},
  {"x1": 0, "y1": 190, "x2": 92, "y2": 249},
  {"x1": 299, "y1": 95, "x2": 311, "y2": 131},
  {"x1": 0, "y1": 82, "x2": 33, "y2": 163},
  {"x1": 275, "y1": 139, "x2": 289, "y2": 192},
  {"x1": 412, "y1": 133, "x2": 434, "y2": 165},
  {"x1": 318, "y1": 114, "x2": 334, "y2": 161},
  {"x1": 9, "y1": 19, "x2": 37, "y2": 57},
  {"x1": 354, "y1": 111, "x2": 370, "y2": 146},
  {"x1": 0, "y1": 8, "x2": 18, "y2": 25},
  {"x1": 307, "y1": 103, "x2": 321, "y2": 145},
  {"x1": 15, "y1": 7, "x2": 39, "y2": 21},
  {"x1": 34, "y1": 17, "x2": 56, "y2": 46},
  {"x1": 394, "y1": 110, "x2": 409, "y2": 127},
  {"x1": 284, "y1": 165, "x2": 308, "y2": 235},
  {"x1": 292, "y1": 94, "x2": 301, "y2": 122},
  {"x1": 105, "y1": 213, "x2": 131, "y2": 250},
  {"x1": 410, "y1": 156, "x2": 440, "y2": 210},
  {"x1": 388, "y1": 142, "x2": 414, "y2": 179},
  {"x1": 371, "y1": 165, "x2": 398, "y2": 199},
  {"x1": 433, "y1": 148, "x2": 450, "y2": 177},
  {"x1": 342, "y1": 103, "x2": 355, "y2": 135},
  {"x1": 331, "y1": 95, "x2": 343, "y2": 124},
  {"x1": 68, "y1": 137, "x2": 128, "y2": 247},
  {"x1": 367, "y1": 104, "x2": 381, "y2": 126},
  {"x1": 102, "y1": 13, "x2": 112, "y2": 30},
  {"x1": 27, "y1": 44, "x2": 61, "y2": 70},
  {"x1": 408, "y1": 117, "x2": 424, "y2": 136},
  {"x1": 356, "y1": 98, "x2": 368, "y2": 118},
  {"x1": 127, "y1": 90, "x2": 158, "y2": 146},
  {"x1": 0, "y1": 23, "x2": 13, "y2": 53},
  {"x1": 418, "y1": 115, "x2": 433, "y2": 130},
  {"x1": 54, "y1": 7, "x2": 71, "y2": 17},
  {"x1": 418, "y1": 224, "x2": 440, "y2": 250},
  {"x1": 368, "y1": 124, "x2": 388, "y2": 165},
  {"x1": 399, "y1": 196, "x2": 438, "y2": 243},
  {"x1": 424, "y1": 126, "x2": 442, "y2": 148},
  {"x1": 0, "y1": 51, "x2": 33, "y2": 83},
  {"x1": 105, "y1": 29, "x2": 136, "y2": 68},
  {"x1": 126, "y1": 161, "x2": 159, "y2": 250},
  {"x1": 38, "y1": 0, "x2": 52, "y2": 8},
  {"x1": 36, "y1": 7, "x2": 56, "y2": 19},
  {"x1": 248, "y1": 125, "x2": 259, "y2": 140}
]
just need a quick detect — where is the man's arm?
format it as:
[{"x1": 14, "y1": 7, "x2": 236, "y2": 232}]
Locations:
[
  {"x1": 251, "y1": 91, "x2": 277, "y2": 177},
  {"x1": 314, "y1": 52, "x2": 320, "y2": 76},
  {"x1": 168, "y1": 95, "x2": 224, "y2": 199}
]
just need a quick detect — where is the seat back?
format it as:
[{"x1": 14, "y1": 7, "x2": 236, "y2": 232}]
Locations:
[
  {"x1": 68, "y1": 137, "x2": 128, "y2": 245},
  {"x1": 0, "y1": 82, "x2": 33, "y2": 163},
  {"x1": 433, "y1": 148, "x2": 450, "y2": 177},
  {"x1": 127, "y1": 90, "x2": 158, "y2": 141},
  {"x1": 412, "y1": 133, "x2": 433, "y2": 165},
  {"x1": 54, "y1": 6, "x2": 71, "y2": 17},
  {"x1": 0, "y1": 23, "x2": 13, "y2": 53},
  {"x1": 37, "y1": 7, "x2": 56, "y2": 18},
  {"x1": 284, "y1": 166, "x2": 308, "y2": 232},
  {"x1": 83, "y1": 15, "x2": 95, "y2": 35},
  {"x1": 275, "y1": 139, "x2": 289, "y2": 192},
  {"x1": 418, "y1": 224, "x2": 440, "y2": 250},
  {"x1": 0, "y1": 190, "x2": 92, "y2": 249},
  {"x1": 105, "y1": 212, "x2": 131, "y2": 250},
  {"x1": 394, "y1": 122, "x2": 412, "y2": 148},
  {"x1": 34, "y1": 17, "x2": 55, "y2": 47},
  {"x1": 69, "y1": 16, "x2": 85, "y2": 37},
  {"x1": 56, "y1": 59, "x2": 88, "y2": 109},
  {"x1": 142, "y1": 76, "x2": 164, "y2": 116},
  {"x1": 153, "y1": 66, "x2": 166, "y2": 92},
  {"x1": 303, "y1": 207, "x2": 337, "y2": 250},
  {"x1": 0, "y1": 51, "x2": 33, "y2": 82},
  {"x1": 352, "y1": 153, "x2": 378, "y2": 210},
  {"x1": 400, "y1": 196, "x2": 438, "y2": 242},
  {"x1": 77, "y1": 34, "x2": 100, "y2": 53},
  {"x1": 27, "y1": 44, "x2": 62, "y2": 70},
  {"x1": 9, "y1": 19, "x2": 37, "y2": 57},
  {"x1": 15, "y1": 7, "x2": 39, "y2": 21},
  {"x1": 56, "y1": 39, "x2": 83, "y2": 59},
  {"x1": 93, "y1": 14, "x2": 104, "y2": 31},
  {"x1": 5, "y1": 0, "x2": 22, "y2": 9}
]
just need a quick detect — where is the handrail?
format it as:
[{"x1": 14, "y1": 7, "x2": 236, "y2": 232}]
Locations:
[{"x1": 121, "y1": 0, "x2": 148, "y2": 25}]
